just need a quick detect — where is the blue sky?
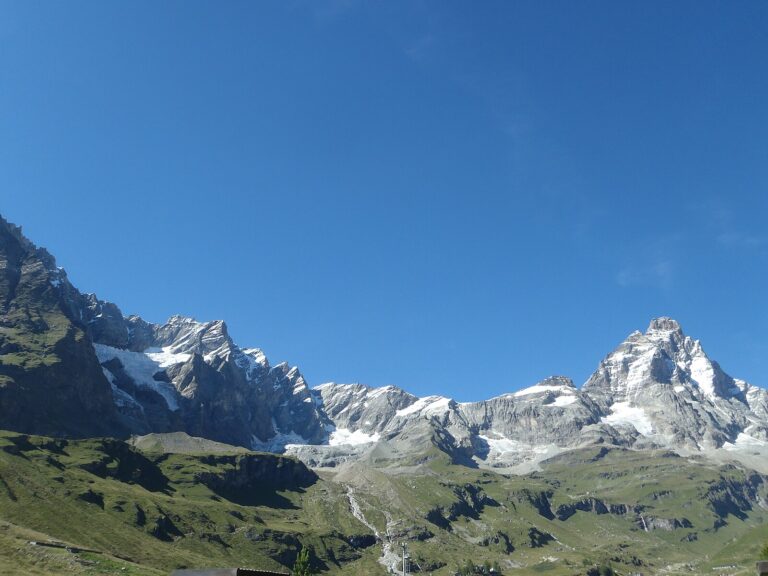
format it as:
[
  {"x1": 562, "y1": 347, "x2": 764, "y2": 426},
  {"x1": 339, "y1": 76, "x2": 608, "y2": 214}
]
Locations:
[{"x1": 2, "y1": 1, "x2": 767, "y2": 400}]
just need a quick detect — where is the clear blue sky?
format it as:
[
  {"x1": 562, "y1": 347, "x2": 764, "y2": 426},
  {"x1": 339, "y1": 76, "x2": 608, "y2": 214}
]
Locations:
[{"x1": 2, "y1": 1, "x2": 767, "y2": 400}]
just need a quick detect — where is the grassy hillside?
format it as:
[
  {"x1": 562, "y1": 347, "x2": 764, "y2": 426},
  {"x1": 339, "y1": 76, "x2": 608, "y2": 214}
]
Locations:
[
  {"x1": 0, "y1": 432, "x2": 766, "y2": 575},
  {"x1": 0, "y1": 431, "x2": 372, "y2": 575}
]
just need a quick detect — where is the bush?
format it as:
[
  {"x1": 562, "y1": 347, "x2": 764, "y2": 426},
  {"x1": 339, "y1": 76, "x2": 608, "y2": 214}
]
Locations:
[
  {"x1": 454, "y1": 559, "x2": 502, "y2": 575},
  {"x1": 292, "y1": 546, "x2": 314, "y2": 576}
]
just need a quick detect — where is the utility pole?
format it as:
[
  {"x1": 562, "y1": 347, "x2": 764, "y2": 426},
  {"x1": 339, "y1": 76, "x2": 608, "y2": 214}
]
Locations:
[{"x1": 400, "y1": 542, "x2": 409, "y2": 576}]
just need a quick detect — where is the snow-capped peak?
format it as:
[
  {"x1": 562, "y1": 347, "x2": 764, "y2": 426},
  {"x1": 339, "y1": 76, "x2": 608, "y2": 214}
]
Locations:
[{"x1": 153, "y1": 316, "x2": 233, "y2": 360}]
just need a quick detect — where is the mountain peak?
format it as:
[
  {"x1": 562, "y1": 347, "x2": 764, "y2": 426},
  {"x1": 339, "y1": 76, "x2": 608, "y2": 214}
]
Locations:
[
  {"x1": 646, "y1": 317, "x2": 682, "y2": 334},
  {"x1": 540, "y1": 375, "x2": 576, "y2": 388},
  {"x1": 0, "y1": 215, "x2": 32, "y2": 249}
]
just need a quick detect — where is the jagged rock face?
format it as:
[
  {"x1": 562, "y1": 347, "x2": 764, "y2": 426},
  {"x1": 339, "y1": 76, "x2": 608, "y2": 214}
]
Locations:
[
  {"x1": 297, "y1": 325, "x2": 768, "y2": 471},
  {"x1": 0, "y1": 217, "x2": 121, "y2": 437},
  {"x1": 583, "y1": 318, "x2": 739, "y2": 405},
  {"x1": 582, "y1": 318, "x2": 758, "y2": 450},
  {"x1": 93, "y1": 315, "x2": 331, "y2": 449},
  {"x1": 301, "y1": 377, "x2": 610, "y2": 469},
  {"x1": 315, "y1": 383, "x2": 418, "y2": 434},
  {"x1": 461, "y1": 377, "x2": 602, "y2": 446},
  {"x1": 0, "y1": 216, "x2": 329, "y2": 448}
]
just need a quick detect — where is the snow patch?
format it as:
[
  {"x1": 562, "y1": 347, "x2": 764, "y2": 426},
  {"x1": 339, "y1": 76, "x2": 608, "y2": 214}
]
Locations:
[
  {"x1": 690, "y1": 354, "x2": 716, "y2": 398},
  {"x1": 94, "y1": 344, "x2": 182, "y2": 411},
  {"x1": 252, "y1": 430, "x2": 309, "y2": 452},
  {"x1": 236, "y1": 348, "x2": 268, "y2": 381},
  {"x1": 723, "y1": 433, "x2": 767, "y2": 452},
  {"x1": 547, "y1": 394, "x2": 577, "y2": 407},
  {"x1": 479, "y1": 434, "x2": 523, "y2": 454},
  {"x1": 479, "y1": 434, "x2": 552, "y2": 455},
  {"x1": 102, "y1": 367, "x2": 144, "y2": 412},
  {"x1": 144, "y1": 347, "x2": 192, "y2": 367},
  {"x1": 602, "y1": 401, "x2": 653, "y2": 435},
  {"x1": 328, "y1": 428, "x2": 381, "y2": 446}
]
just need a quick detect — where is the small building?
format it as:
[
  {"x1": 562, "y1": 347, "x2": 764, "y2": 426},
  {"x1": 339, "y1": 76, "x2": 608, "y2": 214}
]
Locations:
[
  {"x1": 171, "y1": 569, "x2": 290, "y2": 576},
  {"x1": 757, "y1": 560, "x2": 768, "y2": 576}
]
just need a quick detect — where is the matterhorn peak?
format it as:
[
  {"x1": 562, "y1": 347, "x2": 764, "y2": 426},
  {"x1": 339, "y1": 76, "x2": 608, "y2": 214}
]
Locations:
[{"x1": 646, "y1": 317, "x2": 683, "y2": 334}]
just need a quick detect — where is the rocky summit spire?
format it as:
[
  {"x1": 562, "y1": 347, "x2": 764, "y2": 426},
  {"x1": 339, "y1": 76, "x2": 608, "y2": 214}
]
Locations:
[{"x1": 646, "y1": 317, "x2": 683, "y2": 334}]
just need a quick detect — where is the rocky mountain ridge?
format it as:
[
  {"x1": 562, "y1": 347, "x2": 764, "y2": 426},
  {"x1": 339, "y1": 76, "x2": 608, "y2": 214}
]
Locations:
[
  {"x1": 301, "y1": 318, "x2": 768, "y2": 473},
  {"x1": 1, "y1": 214, "x2": 767, "y2": 473}
]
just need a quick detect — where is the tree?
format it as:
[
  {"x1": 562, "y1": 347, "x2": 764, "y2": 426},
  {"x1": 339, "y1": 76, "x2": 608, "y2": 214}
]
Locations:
[{"x1": 293, "y1": 546, "x2": 313, "y2": 576}]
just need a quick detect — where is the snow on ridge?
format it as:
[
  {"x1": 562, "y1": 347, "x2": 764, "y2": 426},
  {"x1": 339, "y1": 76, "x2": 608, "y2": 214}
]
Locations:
[
  {"x1": 313, "y1": 382, "x2": 336, "y2": 391},
  {"x1": 366, "y1": 385, "x2": 397, "y2": 399},
  {"x1": 395, "y1": 396, "x2": 451, "y2": 418},
  {"x1": 242, "y1": 347, "x2": 267, "y2": 364},
  {"x1": 292, "y1": 381, "x2": 308, "y2": 395},
  {"x1": 514, "y1": 383, "x2": 575, "y2": 398}
]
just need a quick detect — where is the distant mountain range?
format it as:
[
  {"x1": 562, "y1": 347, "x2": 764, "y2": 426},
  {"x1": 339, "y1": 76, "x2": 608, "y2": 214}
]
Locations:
[
  {"x1": 1, "y1": 214, "x2": 767, "y2": 474},
  {"x1": 4, "y1": 213, "x2": 768, "y2": 576}
]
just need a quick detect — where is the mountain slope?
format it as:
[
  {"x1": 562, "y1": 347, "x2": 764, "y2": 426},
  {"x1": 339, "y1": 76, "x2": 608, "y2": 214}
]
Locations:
[
  {"x1": 1, "y1": 430, "x2": 767, "y2": 575},
  {"x1": 0, "y1": 218, "x2": 122, "y2": 437}
]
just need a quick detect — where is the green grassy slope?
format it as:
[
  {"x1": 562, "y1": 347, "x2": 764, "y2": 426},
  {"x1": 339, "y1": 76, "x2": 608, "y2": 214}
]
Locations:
[
  {"x1": 0, "y1": 431, "x2": 373, "y2": 575},
  {"x1": 324, "y1": 447, "x2": 768, "y2": 575},
  {"x1": 0, "y1": 432, "x2": 766, "y2": 575}
]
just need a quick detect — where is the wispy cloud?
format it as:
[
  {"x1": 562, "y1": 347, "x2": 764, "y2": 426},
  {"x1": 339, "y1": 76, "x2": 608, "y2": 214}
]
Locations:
[
  {"x1": 616, "y1": 259, "x2": 675, "y2": 290},
  {"x1": 403, "y1": 33, "x2": 435, "y2": 63},
  {"x1": 688, "y1": 199, "x2": 767, "y2": 252},
  {"x1": 716, "y1": 231, "x2": 767, "y2": 248},
  {"x1": 309, "y1": 0, "x2": 361, "y2": 25}
]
